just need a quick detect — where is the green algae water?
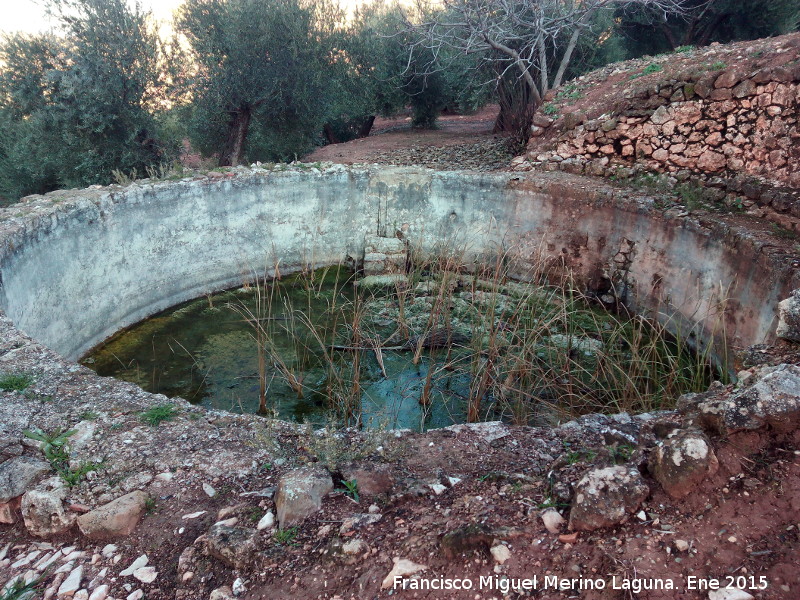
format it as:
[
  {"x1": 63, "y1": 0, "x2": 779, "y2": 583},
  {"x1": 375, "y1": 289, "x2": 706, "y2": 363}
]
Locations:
[
  {"x1": 82, "y1": 266, "x2": 718, "y2": 430},
  {"x1": 83, "y1": 267, "x2": 474, "y2": 429}
]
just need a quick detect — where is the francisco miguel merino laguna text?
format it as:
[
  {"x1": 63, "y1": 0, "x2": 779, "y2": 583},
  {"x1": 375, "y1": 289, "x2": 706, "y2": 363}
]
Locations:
[{"x1": 393, "y1": 574, "x2": 677, "y2": 594}]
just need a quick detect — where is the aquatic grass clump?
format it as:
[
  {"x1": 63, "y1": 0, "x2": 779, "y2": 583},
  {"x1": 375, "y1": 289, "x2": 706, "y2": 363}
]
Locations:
[
  {"x1": 86, "y1": 240, "x2": 728, "y2": 430},
  {"x1": 229, "y1": 242, "x2": 727, "y2": 429}
]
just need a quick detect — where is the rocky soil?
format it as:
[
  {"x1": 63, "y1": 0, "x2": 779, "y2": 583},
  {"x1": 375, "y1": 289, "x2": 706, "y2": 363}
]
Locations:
[{"x1": 1, "y1": 303, "x2": 800, "y2": 600}]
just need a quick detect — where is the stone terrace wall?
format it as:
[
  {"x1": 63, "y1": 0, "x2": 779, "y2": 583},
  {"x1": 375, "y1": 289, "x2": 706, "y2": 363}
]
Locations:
[
  {"x1": 515, "y1": 34, "x2": 800, "y2": 228},
  {"x1": 526, "y1": 68, "x2": 799, "y2": 184}
]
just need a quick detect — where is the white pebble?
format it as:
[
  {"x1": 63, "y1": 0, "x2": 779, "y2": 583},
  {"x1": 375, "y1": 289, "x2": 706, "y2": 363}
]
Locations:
[
  {"x1": 256, "y1": 511, "x2": 275, "y2": 531},
  {"x1": 708, "y1": 589, "x2": 754, "y2": 600},
  {"x1": 429, "y1": 483, "x2": 447, "y2": 495},
  {"x1": 490, "y1": 545, "x2": 511, "y2": 564},
  {"x1": 133, "y1": 566, "x2": 158, "y2": 584},
  {"x1": 181, "y1": 511, "x2": 206, "y2": 520},
  {"x1": 541, "y1": 509, "x2": 566, "y2": 534},
  {"x1": 89, "y1": 584, "x2": 109, "y2": 600},
  {"x1": 57, "y1": 565, "x2": 83, "y2": 597},
  {"x1": 119, "y1": 554, "x2": 148, "y2": 577},
  {"x1": 232, "y1": 577, "x2": 246, "y2": 595}
]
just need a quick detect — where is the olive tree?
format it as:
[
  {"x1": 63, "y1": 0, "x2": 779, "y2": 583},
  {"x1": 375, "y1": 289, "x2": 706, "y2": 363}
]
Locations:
[
  {"x1": 177, "y1": 0, "x2": 341, "y2": 166},
  {"x1": 0, "y1": 0, "x2": 171, "y2": 201},
  {"x1": 326, "y1": 1, "x2": 491, "y2": 138},
  {"x1": 323, "y1": 2, "x2": 410, "y2": 142},
  {"x1": 410, "y1": 0, "x2": 691, "y2": 139}
]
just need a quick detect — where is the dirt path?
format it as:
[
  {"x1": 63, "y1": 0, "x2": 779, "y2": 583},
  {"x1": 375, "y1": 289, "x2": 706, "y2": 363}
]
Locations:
[{"x1": 304, "y1": 105, "x2": 513, "y2": 171}]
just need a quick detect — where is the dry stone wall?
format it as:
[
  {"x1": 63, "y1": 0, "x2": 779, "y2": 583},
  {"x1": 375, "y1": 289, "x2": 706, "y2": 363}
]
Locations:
[
  {"x1": 536, "y1": 70, "x2": 799, "y2": 184},
  {"x1": 516, "y1": 34, "x2": 800, "y2": 228}
]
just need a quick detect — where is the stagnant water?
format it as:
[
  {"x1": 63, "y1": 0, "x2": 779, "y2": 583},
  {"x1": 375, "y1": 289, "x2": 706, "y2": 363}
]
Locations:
[{"x1": 83, "y1": 267, "x2": 717, "y2": 430}]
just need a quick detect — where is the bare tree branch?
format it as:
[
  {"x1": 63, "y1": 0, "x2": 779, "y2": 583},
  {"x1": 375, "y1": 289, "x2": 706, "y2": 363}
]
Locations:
[{"x1": 407, "y1": 0, "x2": 692, "y2": 135}]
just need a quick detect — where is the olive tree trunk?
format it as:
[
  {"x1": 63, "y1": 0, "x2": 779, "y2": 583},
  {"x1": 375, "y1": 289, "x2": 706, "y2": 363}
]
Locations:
[{"x1": 219, "y1": 106, "x2": 252, "y2": 167}]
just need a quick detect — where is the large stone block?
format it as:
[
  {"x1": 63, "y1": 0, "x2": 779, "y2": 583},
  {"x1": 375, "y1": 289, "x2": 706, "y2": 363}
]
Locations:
[
  {"x1": 569, "y1": 466, "x2": 649, "y2": 531},
  {"x1": 0, "y1": 455, "x2": 50, "y2": 503},
  {"x1": 649, "y1": 429, "x2": 719, "y2": 499},
  {"x1": 274, "y1": 466, "x2": 333, "y2": 528},
  {"x1": 777, "y1": 290, "x2": 800, "y2": 342},
  {"x1": 21, "y1": 477, "x2": 76, "y2": 537},
  {"x1": 695, "y1": 364, "x2": 800, "y2": 434},
  {"x1": 206, "y1": 524, "x2": 260, "y2": 569},
  {"x1": 77, "y1": 490, "x2": 149, "y2": 539}
]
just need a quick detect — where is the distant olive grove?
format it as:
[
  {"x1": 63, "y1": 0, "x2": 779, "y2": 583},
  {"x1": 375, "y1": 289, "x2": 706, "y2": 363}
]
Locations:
[{"x1": 0, "y1": 0, "x2": 796, "y2": 203}]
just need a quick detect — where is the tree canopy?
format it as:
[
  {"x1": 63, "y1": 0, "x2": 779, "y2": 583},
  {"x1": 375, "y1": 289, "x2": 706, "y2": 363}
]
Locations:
[
  {"x1": 409, "y1": 0, "x2": 692, "y2": 142},
  {"x1": 617, "y1": 0, "x2": 799, "y2": 55},
  {"x1": 177, "y1": 0, "x2": 350, "y2": 165},
  {"x1": 0, "y1": 0, "x2": 171, "y2": 200}
]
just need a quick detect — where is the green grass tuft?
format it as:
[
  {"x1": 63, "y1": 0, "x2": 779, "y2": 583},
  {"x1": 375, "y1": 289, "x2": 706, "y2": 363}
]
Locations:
[
  {"x1": 0, "y1": 373, "x2": 34, "y2": 392},
  {"x1": 23, "y1": 428, "x2": 103, "y2": 486},
  {"x1": 630, "y1": 63, "x2": 663, "y2": 79},
  {"x1": 542, "y1": 103, "x2": 559, "y2": 116},
  {"x1": 0, "y1": 574, "x2": 45, "y2": 600},
  {"x1": 140, "y1": 403, "x2": 178, "y2": 426},
  {"x1": 273, "y1": 526, "x2": 299, "y2": 545}
]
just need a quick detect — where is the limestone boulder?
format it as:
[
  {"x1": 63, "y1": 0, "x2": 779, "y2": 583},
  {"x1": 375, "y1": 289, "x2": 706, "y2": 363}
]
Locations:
[
  {"x1": 562, "y1": 111, "x2": 587, "y2": 130},
  {"x1": 77, "y1": 491, "x2": 149, "y2": 539},
  {"x1": 274, "y1": 467, "x2": 333, "y2": 528},
  {"x1": 714, "y1": 69, "x2": 743, "y2": 89},
  {"x1": 670, "y1": 102, "x2": 703, "y2": 125},
  {"x1": 649, "y1": 429, "x2": 719, "y2": 499},
  {"x1": 697, "y1": 150, "x2": 727, "y2": 172},
  {"x1": 205, "y1": 524, "x2": 260, "y2": 569},
  {"x1": 21, "y1": 476, "x2": 76, "y2": 537},
  {"x1": 569, "y1": 466, "x2": 649, "y2": 531},
  {"x1": 532, "y1": 114, "x2": 554, "y2": 128},
  {"x1": 0, "y1": 497, "x2": 21, "y2": 524},
  {"x1": 650, "y1": 105, "x2": 670, "y2": 125},
  {"x1": 696, "y1": 364, "x2": 800, "y2": 435},
  {"x1": 340, "y1": 464, "x2": 394, "y2": 497},
  {"x1": 777, "y1": 290, "x2": 800, "y2": 342},
  {"x1": 0, "y1": 455, "x2": 51, "y2": 503}
]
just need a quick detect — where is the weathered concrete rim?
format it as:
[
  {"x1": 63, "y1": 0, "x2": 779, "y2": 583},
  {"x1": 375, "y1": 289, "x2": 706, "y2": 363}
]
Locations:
[{"x1": 0, "y1": 164, "x2": 797, "y2": 395}]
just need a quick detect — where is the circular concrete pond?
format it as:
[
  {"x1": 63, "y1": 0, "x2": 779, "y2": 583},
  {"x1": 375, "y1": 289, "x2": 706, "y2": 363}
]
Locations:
[{"x1": 0, "y1": 165, "x2": 796, "y2": 388}]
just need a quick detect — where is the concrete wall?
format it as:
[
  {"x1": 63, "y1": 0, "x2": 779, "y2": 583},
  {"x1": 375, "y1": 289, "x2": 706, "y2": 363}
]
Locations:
[{"x1": 0, "y1": 164, "x2": 797, "y2": 362}]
